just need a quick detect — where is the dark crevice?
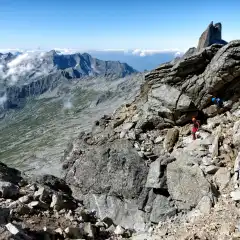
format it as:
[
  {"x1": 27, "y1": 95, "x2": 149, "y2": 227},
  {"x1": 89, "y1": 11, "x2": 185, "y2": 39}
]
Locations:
[
  {"x1": 153, "y1": 188, "x2": 170, "y2": 198},
  {"x1": 141, "y1": 122, "x2": 155, "y2": 132}
]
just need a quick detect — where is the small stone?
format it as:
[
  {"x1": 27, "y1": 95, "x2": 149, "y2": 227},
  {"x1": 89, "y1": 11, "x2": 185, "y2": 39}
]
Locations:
[
  {"x1": 28, "y1": 201, "x2": 40, "y2": 208},
  {"x1": 55, "y1": 228, "x2": 63, "y2": 235},
  {"x1": 64, "y1": 227, "x2": 83, "y2": 238},
  {"x1": 34, "y1": 187, "x2": 45, "y2": 197},
  {"x1": 145, "y1": 205, "x2": 152, "y2": 213},
  {"x1": 137, "y1": 151, "x2": 144, "y2": 158},
  {"x1": 5, "y1": 223, "x2": 19, "y2": 235},
  {"x1": 50, "y1": 194, "x2": 64, "y2": 211},
  {"x1": 28, "y1": 200, "x2": 49, "y2": 210},
  {"x1": 202, "y1": 157, "x2": 212, "y2": 166},
  {"x1": 8, "y1": 201, "x2": 19, "y2": 209},
  {"x1": 154, "y1": 136, "x2": 164, "y2": 144},
  {"x1": 65, "y1": 210, "x2": 74, "y2": 221},
  {"x1": 124, "y1": 229, "x2": 133, "y2": 238},
  {"x1": 231, "y1": 190, "x2": 240, "y2": 201},
  {"x1": 18, "y1": 195, "x2": 30, "y2": 204},
  {"x1": 122, "y1": 122, "x2": 134, "y2": 131},
  {"x1": 143, "y1": 151, "x2": 153, "y2": 156},
  {"x1": 83, "y1": 222, "x2": 96, "y2": 238},
  {"x1": 197, "y1": 196, "x2": 212, "y2": 214},
  {"x1": 114, "y1": 225, "x2": 125, "y2": 235},
  {"x1": 127, "y1": 130, "x2": 136, "y2": 140},
  {"x1": 29, "y1": 184, "x2": 37, "y2": 191},
  {"x1": 95, "y1": 221, "x2": 106, "y2": 228},
  {"x1": 134, "y1": 142, "x2": 141, "y2": 151},
  {"x1": 205, "y1": 165, "x2": 219, "y2": 174},
  {"x1": 210, "y1": 134, "x2": 219, "y2": 158},
  {"x1": 106, "y1": 224, "x2": 116, "y2": 233},
  {"x1": 120, "y1": 123, "x2": 134, "y2": 138},
  {"x1": 43, "y1": 226, "x2": 54, "y2": 234},
  {"x1": 213, "y1": 167, "x2": 231, "y2": 191},
  {"x1": 78, "y1": 209, "x2": 92, "y2": 222}
]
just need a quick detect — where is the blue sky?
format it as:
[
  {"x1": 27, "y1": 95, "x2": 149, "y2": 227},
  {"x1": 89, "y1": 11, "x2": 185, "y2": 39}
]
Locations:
[{"x1": 0, "y1": 0, "x2": 240, "y2": 51}]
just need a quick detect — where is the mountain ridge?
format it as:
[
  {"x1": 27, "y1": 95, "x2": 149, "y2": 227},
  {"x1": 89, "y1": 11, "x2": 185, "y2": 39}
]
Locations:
[{"x1": 0, "y1": 51, "x2": 137, "y2": 112}]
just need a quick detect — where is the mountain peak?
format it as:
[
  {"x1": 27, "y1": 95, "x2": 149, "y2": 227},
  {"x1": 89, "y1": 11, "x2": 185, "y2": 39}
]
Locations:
[{"x1": 197, "y1": 21, "x2": 228, "y2": 51}]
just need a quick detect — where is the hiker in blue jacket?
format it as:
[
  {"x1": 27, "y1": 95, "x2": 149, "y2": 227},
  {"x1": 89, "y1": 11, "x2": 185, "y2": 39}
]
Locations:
[{"x1": 212, "y1": 97, "x2": 223, "y2": 108}]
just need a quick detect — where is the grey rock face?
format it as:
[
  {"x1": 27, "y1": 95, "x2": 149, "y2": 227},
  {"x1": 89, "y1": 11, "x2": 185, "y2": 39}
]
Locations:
[
  {"x1": 150, "y1": 195, "x2": 176, "y2": 223},
  {"x1": 65, "y1": 138, "x2": 148, "y2": 199},
  {"x1": 145, "y1": 158, "x2": 166, "y2": 189},
  {"x1": 167, "y1": 159, "x2": 213, "y2": 210},
  {"x1": 0, "y1": 160, "x2": 135, "y2": 239},
  {"x1": 63, "y1": 130, "x2": 150, "y2": 230},
  {"x1": 197, "y1": 22, "x2": 227, "y2": 51},
  {"x1": 143, "y1": 40, "x2": 240, "y2": 125},
  {"x1": 87, "y1": 193, "x2": 146, "y2": 231}
]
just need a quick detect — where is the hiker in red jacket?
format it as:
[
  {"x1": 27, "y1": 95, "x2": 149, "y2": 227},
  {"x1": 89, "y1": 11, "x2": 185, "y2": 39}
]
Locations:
[{"x1": 192, "y1": 118, "x2": 200, "y2": 140}]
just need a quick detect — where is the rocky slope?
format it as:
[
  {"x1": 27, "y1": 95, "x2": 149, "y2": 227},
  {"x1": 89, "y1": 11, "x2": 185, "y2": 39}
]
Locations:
[
  {"x1": 59, "y1": 23, "x2": 240, "y2": 238},
  {"x1": 0, "y1": 162, "x2": 133, "y2": 239},
  {"x1": 0, "y1": 73, "x2": 145, "y2": 176},
  {"x1": 2, "y1": 22, "x2": 240, "y2": 239}
]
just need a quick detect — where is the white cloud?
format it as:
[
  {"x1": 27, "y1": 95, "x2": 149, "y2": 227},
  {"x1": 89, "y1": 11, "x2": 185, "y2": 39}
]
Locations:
[
  {"x1": 0, "y1": 48, "x2": 185, "y2": 57},
  {"x1": 0, "y1": 51, "x2": 56, "y2": 85},
  {"x1": 174, "y1": 51, "x2": 183, "y2": 58},
  {"x1": 53, "y1": 48, "x2": 80, "y2": 55},
  {"x1": 131, "y1": 49, "x2": 184, "y2": 57},
  {"x1": 63, "y1": 97, "x2": 73, "y2": 109},
  {"x1": 0, "y1": 48, "x2": 23, "y2": 53}
]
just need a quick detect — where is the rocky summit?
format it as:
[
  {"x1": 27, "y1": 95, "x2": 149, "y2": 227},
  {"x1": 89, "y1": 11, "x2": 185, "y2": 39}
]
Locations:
[
  {"x1": 2, "y1": 22, "x2": 240, "y2": 240},
  {"x1": 197, "y1": 21, "x2": 228, "y2": 51}
]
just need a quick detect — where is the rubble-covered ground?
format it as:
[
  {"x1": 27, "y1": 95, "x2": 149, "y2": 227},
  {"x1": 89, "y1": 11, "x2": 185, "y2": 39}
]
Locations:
[{"x1": 0, "y1": 162, "x2": 134, "y2": 240}]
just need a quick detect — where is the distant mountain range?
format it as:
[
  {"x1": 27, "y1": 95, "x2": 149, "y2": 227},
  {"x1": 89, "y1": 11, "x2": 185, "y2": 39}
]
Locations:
[
  {"x1": 0, "y1": 49, "x2": 183, "y2": 71},
  {"x1": 0, "y1": 50, "x2": 137, "y2": 111},
  {"x1": 87, "y1": 50, "x2": 183, "y2": 71}
]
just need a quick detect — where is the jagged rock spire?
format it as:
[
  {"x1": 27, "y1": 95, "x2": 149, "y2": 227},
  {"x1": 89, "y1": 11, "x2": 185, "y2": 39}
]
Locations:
[{"x1": 197, "y1": 21, "x2": 227, "y2": 51}]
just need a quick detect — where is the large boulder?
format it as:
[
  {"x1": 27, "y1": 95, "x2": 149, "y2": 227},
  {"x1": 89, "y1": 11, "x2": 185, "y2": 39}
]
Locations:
[
  {"x1": 64, "y1": 136, "x2": 148, "y2": 230},
  {"x1": 65, "y1": 138, "x2": 148, "y2": 199},
  {"x1": 167, "y1": 158, "x2": 214, "y2": 210},
  {"x1": 0, "y1": 162, "x2": 22, "y2": 184}
]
